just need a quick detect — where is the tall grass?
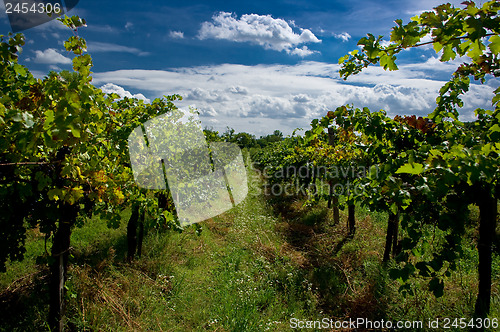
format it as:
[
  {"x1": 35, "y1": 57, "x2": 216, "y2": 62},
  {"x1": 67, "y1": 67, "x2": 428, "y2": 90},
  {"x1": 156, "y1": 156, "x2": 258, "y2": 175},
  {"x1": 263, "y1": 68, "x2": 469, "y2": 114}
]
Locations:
[{"x1": 0, "y1": 163, "x2": 498, "y2": 331}]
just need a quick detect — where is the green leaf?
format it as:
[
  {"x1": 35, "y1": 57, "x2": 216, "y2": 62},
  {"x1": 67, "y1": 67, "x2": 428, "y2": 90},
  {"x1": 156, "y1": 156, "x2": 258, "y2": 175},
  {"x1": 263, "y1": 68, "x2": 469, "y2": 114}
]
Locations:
[
  {"x1": 429, "y1": 149, "x2": 442, "y2": 158},
  {"x1": 45, "y1": 110, "x2": 55, "y2": 124},
  {"x1": 489, "y1": 124, "x2": 500, "y2": 133},
  {"x1": 441, "y1": 44, "x2": 456, "y2": 62},
  {"x1": 416, "y1": 262, "x2": 431, "y2": 277},
  {"x1": 106, "y1": 213, "x2": 121, "y2": 229},
  {"x1": 163, "y1": 210, "x2": 175, "y2": 222},
  {"x1": 466, "y1": 40, "x2": 485, "y2": 60},
  {"x1": 48, "y1": 188, "x2": 62, "y2": 201},
  {"x1": 338, "y1": 54, "x2": 349, "y2": 64},
  {"x1": 380, "y1": 54, "x2": 398, "y2": 71},
  {"x1": 400, "y1": 263, "x2": 415, "y2": 282},
  {"x1": 13, "y1": 64, "x2": 26, "y2": 77},
  {"x1": 488, "y1": 35, "x2": 500, "y2": 54},
  {"x1": 69, "y1": 125, "x2": 81, "y2": 138},
  {"x1": 395, "y1": 163, "x2": 424, "y2": 175},
  {"x1": 433, "y1": 42, "x2": 444, "y2": 53}
]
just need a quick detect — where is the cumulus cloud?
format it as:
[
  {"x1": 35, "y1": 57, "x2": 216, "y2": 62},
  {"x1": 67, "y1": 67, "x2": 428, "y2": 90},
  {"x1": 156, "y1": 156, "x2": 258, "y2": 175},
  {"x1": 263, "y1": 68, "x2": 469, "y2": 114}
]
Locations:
[
  {"x1": 197, "y1": 105, "x2": 218, "y2": 117},
  {"x1": 169, "y1": 31, "x2": 185, "y2": 39},
  {"x1": 33, "y1": 48, "x2": 72, "y2": 65},
  {"x1": 290, "y1": 46, "x2": 317, "y2": 57},
  {"x1": 100, "y1": 83, "x2": 151, "y2": 103},
  {"x1": 198, "y1": 12, "x2": 321, "y2": 56},
  {"x1": 333, "y1": 32, "x2": 351, "y2": 42},
  {"x1": 229, "y1": 86, "x2": 249, "y2": 95},
  {"x1": 187, "y1": 87, "x2": 230, "y2": 102},
  {"x1": 245, "y1": 95, "x2": 296, "y2": 118},
  {"x1": 293, "y1": 94, "x2": 311, "y2": 103},
  {"x1": 92, "y1": 60, "x2": 495, "y2": 136},
  {"x1": 87, "y1": 42, "x2": 150, "y2": 56}
]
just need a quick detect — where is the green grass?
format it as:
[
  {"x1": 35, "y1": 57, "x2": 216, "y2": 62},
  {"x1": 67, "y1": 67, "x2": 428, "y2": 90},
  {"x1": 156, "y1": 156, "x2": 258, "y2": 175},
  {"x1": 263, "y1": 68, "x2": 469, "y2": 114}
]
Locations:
[
  {"x1": 59, "y1": 169, "x2": 321, "y2": 331},
  {"x1": 0, "y1": 165, "x2": 499, "y2": 331}
]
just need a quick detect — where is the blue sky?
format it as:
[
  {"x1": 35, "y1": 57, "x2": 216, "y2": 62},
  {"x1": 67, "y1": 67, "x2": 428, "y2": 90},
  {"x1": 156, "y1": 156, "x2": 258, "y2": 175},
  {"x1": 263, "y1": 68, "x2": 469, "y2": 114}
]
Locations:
[{"x1": 1, "y1": 0, "x2": 498, "y2": 136}]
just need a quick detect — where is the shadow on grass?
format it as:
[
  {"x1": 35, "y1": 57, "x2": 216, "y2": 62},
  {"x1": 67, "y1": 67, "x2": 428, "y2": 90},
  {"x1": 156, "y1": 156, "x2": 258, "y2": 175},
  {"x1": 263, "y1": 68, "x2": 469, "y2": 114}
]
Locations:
[
  {"x1": 264, "y1": 192, "x2": 395, "y2": 323},
  {"x1": 265, "y1": 193, "x2": 366, "y2": 312},
  {"x1": 0, "y1": 269, "x2": 50, "y2": 331},
  {"x1": 269, "y1": 193, "x2": 353, "y2": 259},
  {"x1": 70, "y1": 233, "x2": 129, "y2": 268},
  {"x1": 0, "y1": 215, "x2": 133, "y2": 331}
]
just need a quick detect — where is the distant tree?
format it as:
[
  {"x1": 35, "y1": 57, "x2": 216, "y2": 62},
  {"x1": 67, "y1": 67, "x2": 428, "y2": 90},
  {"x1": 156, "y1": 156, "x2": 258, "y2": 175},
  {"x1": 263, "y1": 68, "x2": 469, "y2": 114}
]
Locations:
[
  {"x1": 222, "y1": 126, "x2": 235, "y2": 141},
  {"x1": 234, "y1": 132, "x2": 257, "y2": 149},
  {"x1": 257, "y1": 130, "x2": 284, "y2": 148},
  {"x1": 203, "y1": 127, "x2": 222, "y2": 142}
]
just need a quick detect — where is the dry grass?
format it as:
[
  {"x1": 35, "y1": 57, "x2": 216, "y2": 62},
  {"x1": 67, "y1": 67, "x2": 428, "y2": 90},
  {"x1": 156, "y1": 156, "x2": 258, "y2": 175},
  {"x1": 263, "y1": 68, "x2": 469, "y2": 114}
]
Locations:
[{"x1": 1, "y1": 176, "x2": 498, "y2": 331}]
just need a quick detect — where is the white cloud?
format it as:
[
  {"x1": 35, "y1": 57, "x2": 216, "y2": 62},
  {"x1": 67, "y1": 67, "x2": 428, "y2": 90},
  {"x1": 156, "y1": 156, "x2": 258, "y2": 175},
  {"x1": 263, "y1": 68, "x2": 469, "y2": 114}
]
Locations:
[
  {"x1": 169, "y1": 31, "x2": 185, "y2": 39},
  {"x1": 402, "y1": 56, "x2": 466, "y2": 72},
  {"x1": 379, "y1": 33, "x2": 434, "y2": 50},
  {"x1": 419, "y1": 33, "x2": 434, "y2": 45},
  {"x1": 290, "y1": 46, "x2": 317, "y2": 57},
  {"x1": 229, "y1": 86, "x2": 249, "y2": 95},
  {"x1": 198, "y1": 12, "x2": 321, "y2": 57},
  {"x1": 33, "y1": 48, "x2": 72, "y2": 65},
  {"x1": 125, "y1": 22, "x2": 133, "y2": 30},
  {"x1": 379, "y1": 40, "x2": 392, "y2": 48},
  {"x1": 196, "y1": 105, "x2": 218, "y2": 117},
  {"x1": 100, "y1": 83, "x2": 151, "y2": 103},
  {"x1": 92, "y1": 60, "x2": 495, "y2": 136},
  {"x1": 294, "y1": 94, "x2": 311, "y2": 103},
  {"x1": 87, "y1": 42, "x2": 150, "y2": 56},
  {"x1": 333, "y1": 32, "x2": 351, "y2": 42},
  {"x1": 187, "y1": 87, "x2": 230, "y2": 102}
]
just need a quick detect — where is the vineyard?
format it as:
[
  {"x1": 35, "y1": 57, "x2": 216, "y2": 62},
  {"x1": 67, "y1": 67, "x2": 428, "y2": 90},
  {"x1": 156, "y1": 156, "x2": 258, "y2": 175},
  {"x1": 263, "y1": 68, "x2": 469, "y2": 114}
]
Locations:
[{"x1": 0, "y1": 1, "x2": 499, "y2": 331}]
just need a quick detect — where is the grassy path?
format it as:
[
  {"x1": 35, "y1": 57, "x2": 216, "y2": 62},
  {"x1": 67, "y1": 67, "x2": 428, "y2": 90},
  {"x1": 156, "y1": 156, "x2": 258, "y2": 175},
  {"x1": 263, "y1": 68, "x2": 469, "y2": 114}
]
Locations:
[
  {"x1": 64, "y1": 163, "x2": 321, "y2": 331},
  {"x1": 1, "y1": 160, "x2": 499, "y2": 331}
]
